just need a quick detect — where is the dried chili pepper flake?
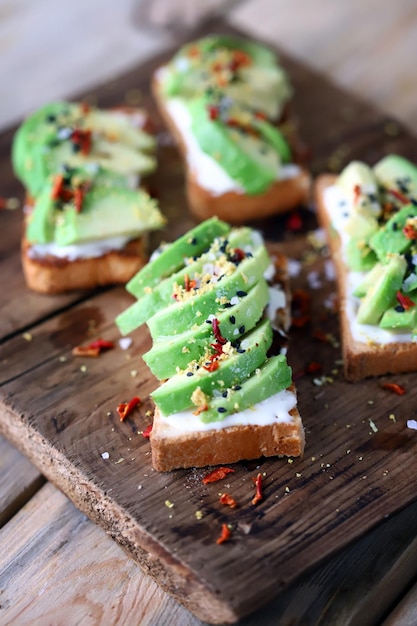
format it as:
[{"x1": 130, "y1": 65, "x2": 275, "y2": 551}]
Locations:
[
  {"x1": 88, "y1": 339, "x2": 114, "y2": 351},
  {"x1": 388, "y1": 188, "x2": 409, "y2": 204},
  {"x1": 216, "y1": 523, "x2": 232, "y2": 545},
  {"x1": 286, "y1": 212, "x2": 303, "y2": 231},
  {"x1": 80, "y1": 101, "x2": 91, "y2": 114},
  {"x1": 72, "y1": 346, "x2": 100, "y2": 357},
  {"x1": 306, "y1": 361, "x2": 322, "y2": 374},
  {"x1": 212, "y1": 318, "x2": 227, "y2": 344},
  {"x1": 73, "y1": 186, "x2": 85, "y2": 213},
  {"x1": 252, "y1": 473, "x2": 263, "y2": 505},
  {"x1": 207, "y1": 105, "x2": 219, "y2": 121},
  {"x1": 403, "y1": 223, "x2": 417, "y2": 240},
  {"x1": 381, "y1": 382, "x2": 406, "y2": 395},
  {"x1": 192, "y1": 404, "x2": 208, "y2": 416},
  {"x1": 312, "y1": 329, "x2": 329, "y2": 342},
  {"x1": 142, "y1": 423, "x2": 153, "y2": 438},
  {"x1": 254, "y1": 110, "x2": 267, "y2": 120},
  {"x1": 51, "y1": 174, "x2": 65, "y2": 200},
  {"x1": 353, "y1": 184, "x2": 361, "y2": 205},
  {"x1": 219, "y1": 493, "x2": 238, "y2": 508},
  {"x1": 184, "y1": 274, "x2": 197, "y2": 291},
  {"x1": 117, "y1": 396, "x2": 141, "y2": 421},
  {"x1": 71, "y1": 128, "x2": 92, "y2": 155},
  {"x1": 230, "y1": 247, "x2": 246, "y2": 262},
  {"x1": 203, "y1": 360, "x2": 220, "y2": 372},
  {"x1": 202, "y1": 467, "x2": 235, "y2": 484},
  {"x1": 396, "y1": 291, "x2": 415, "y2": 310}
]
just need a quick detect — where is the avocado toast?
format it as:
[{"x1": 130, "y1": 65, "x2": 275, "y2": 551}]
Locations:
[
  {"x1": 116, "y1": 217, "x2": 304, "y2": 471},
  {"x1": 153, "y1": 34, "x2": 310, "y2": 224},
  {"x1": 13, "y1": 101, "x2": 165, "y2": 293},
  {"x1": 315, "y1": 154, "x2": 417, "y2": 381}
]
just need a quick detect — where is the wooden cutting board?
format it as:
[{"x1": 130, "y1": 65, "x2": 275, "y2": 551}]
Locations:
[{"x1": 2, "y1": 20, "x2": 417, "y2": 624}]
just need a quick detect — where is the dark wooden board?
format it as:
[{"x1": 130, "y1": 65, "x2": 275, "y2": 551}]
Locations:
[{"x1": 2, "y1": 19, "x2": 417, "y2": 624}]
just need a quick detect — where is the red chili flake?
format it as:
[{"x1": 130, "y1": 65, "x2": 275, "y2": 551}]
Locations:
[
  {"x1": 212, "y1": 318, "x2": 227, "y2": 345},
  {"x1": 312, "y1": 329, "x2": 329, "y2": 342},
  {"x1": 396, "y1": 291, "x2": 415, "y2": 310},
  {"x1": 81, "y1": 101, "x2": 91, "y2": 114},
  {"x1": 71, "y1": 128, "x2": 92, "y2": 155},
  {"x1": 216, "y1": 523, "x2": 232, "y2": 545},
  {"x1": 388, "y1": 188, "x2": 409, "y2": 204},
  {"x1": 252, "y1": 473, "x2": 263, "y2": 505},
  {"x1": 117, "y1": 396, "x2": 141, "y2": 421},
  {"x1": 142, "y1": 423, "x2": 153, "y2": 438},
  {"x1": 291, "y1": 289, "x2": 311, "y2": 328},
  {"x1": 73, "y1": 186, "x2": 85, "y2": 213},
  {"x1": 0, "y1": 197, "x2": 6, "y2": 210},
  {"x1": 306, "y1": 361, "x2": 322, "y2": 374},
  {"x1": 353, "y1": 184, "x2": 361, "y2": 205},
  {"x1": 219, "y1": 493, "x2": 237, "y2": 508},
  {"x1": 232, "y1": 49, "x2": 251, "y2": 68},
  {"x1": 231, "y1": 247, "x2": 246, "y2": 262},
  {"x1": 254, "y1": 111, "x2": 267, "y2": 120},
  {"x1": 207, "y1": 105, "x2": 219, "y2": 121},
  {"x1": 203, "y1": 360, "x2": 219, "y2": 372},
  {"x1": 184, "y1": 274, "x2": 197, "y2": 291},
  {"x1": 381, "y1": 382, "x2": 406, "y2": 395},
  {"x1": 286, "y1": 212, "x2": 303, "y2": 231},
  {"x1": 51, "y1": 174, "x2": 65, "y2": 200},
  {"x1": 202, "y1": 467, "x2": 235, "y2": 484},
  {"x1": 403, "y1": 223, "x2": 417, "y2": 240},
  {"x1": 72, "y1": 338, "x2": 114, "y2": 357},
  {"x1": 187, "y1": 45, "x2": 200, "y2": 58}
]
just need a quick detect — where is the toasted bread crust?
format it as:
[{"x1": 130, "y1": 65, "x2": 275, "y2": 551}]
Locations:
[
  {"x1": 152, "y1": 73, "x2": 310, "y2": 224},
  {"x1": 151, "y1": 400, "x2": 304, "y2": 472},
  {"x1": 22, "y1": 236, "x2": 146, "y2": 294},
  {"x1": 315, "y1": 174, "x2": 417, "y2": 381}
]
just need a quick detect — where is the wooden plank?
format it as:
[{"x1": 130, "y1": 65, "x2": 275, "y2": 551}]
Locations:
[
  {"x1": 0, "y1": 436, "x2": 44, "y2": 527},
  {"x1": 2, "y1": 19, "x2": 417, "y2": 623}
]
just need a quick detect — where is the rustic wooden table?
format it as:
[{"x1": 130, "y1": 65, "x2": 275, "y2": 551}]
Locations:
[{"x1": 2, "y1": 2, "x2": 417, "y2": 625}]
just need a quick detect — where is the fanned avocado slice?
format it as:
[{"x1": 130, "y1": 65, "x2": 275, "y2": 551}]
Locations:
[
  {"x1": 345, "y1": 239, "x2": 378, "y2": 272},
  {"x1": 369, "y1": 203, "x2": 417, "y2": 262},
  {"x1": 380, "y1": 292, "x2": 417, "y2": 331},
  {"x1": 126, "y1": 217, "x2": 231, "y2": 298},
  {"x1": 151, "y1": 319, "x2": 273, "y2": 415},
  {"x1": 189, "y1": 98, "x2": 280, "y2": 195},
  {"x1": 116, "y1": 227, "x2": 256, "y2": 335},
  {"x1": 143, "y1": 278, "x2": 270, "y2": 379},
  {"x1": 198, "y1": 354, "x2": 292, "y2": 423},
  {"x1": 374, "y1": 154, "x2": 417, "y2": 199}
]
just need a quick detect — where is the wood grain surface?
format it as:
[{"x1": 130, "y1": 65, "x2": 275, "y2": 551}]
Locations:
[{"x1": 2, "y1": 20, "x2": 417, "y2": 624}]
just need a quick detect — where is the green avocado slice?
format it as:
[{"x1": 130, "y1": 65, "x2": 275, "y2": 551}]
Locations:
[
  {"x1": 356, "y1": 254, "x2": 407, "y2": 325},
  {"x1": 52, "y1": 186, "x2": 164, "y2": 246},
  {"x1": 189, "y1": 98, "x2": 279, "y2": 195},
  {"x1": 199, "y1": 354, "x2": 292, "y2": 423},
  {"x1": 379, "y1": 293, "x2": 417, "y2": 331},
  {"x1": 151, "y1": 319, "x2": 273, "y2": 415},
  {"x1": 126, "y1": 217, "x2": 231, "y2": 298},
  {"x1": 374, "y1": 154, "x2": 417, "y2": 198},
  {"x1": 369, "y1": 203, "x2": 417, "y2": 262},
  {"x1": 143, "y1": 277, "x2": 269, "y2": 379},
  {"x1": 116, "y1": 227, "x2": 256, "y2": 334},
  {"x1": 146, "y1": 243, "x2": 271, "y2": 338}
]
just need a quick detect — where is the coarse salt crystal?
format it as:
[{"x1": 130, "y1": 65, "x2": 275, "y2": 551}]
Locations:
[
  {"x1": 119, "y1": 337, "x2": 133, "y2": 350},
  {"x1": 101, "y1": 452, "x2": 110, "y2": 460},
  {"x1": 407, "y1": 419, "x2": 417, "y2": 430}
]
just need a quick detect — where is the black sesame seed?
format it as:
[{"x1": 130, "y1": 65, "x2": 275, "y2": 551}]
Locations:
[
  {"x1": 190, "y1": 237, "x2": 197, "y2": 245},
  {"x1": 72, "y1": 143, "x2": 81, "y2": 153},
  {"x1": 239, "y1": 325, "x2": 245, "y2": 334},
  {"x1": 46, "y1": 114, "x2": 56, "y2": 123},
  {"x1": 218, "y1": 407, "x2": 227, "y2": 413},
  {"x1": 234, "y1": 385, "x2": 241, "y2": 390},
  {"x1": 411, "y1": 199, "x2": 417, "y2": 206},
  {"x1": 395, "y1": 305, "x2": 405, "y2": 313},
  {"x1": 222, "y1": 391, "x2": 228, "y2": 397},
  {"x1": 246, "y1": 251, "x2": 253, "y2": 258},
  {"x1": 186, "y1": 371, "x2": 194, "y2": 376},
  {"x1": 223, "y1": 302, "x2": 232, "y2": 308},
  {"x1": 392, "y1": 222, "x2": 398, "y2": 231},
  {"x1": 236, "y1": 290, "x2": 247, "y2": 297},
  {"x1": 229, "y1": 315, "x2": 236, "y2": 324},
  {"x1": 237, "y1": 348, "x2": 246, "y2": 353}
]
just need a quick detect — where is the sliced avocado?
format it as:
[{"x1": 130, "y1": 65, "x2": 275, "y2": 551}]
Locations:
[
  {"x1": 344, "y1": 210, "x2": 379, "y2": 240},
  {"x1": 53, "y1": 186, "x2": 164, "y2": 246},
  {"x1": 337, "y1": 161, "x2": 381, "y2": 217},
  {"x1": 143, "y1": 277, "x2": 269, "y2": 379},
  {"x1": 345, "y1": 239, "x2": 377, "y2": 272},
  {"x1": 189, "y1": 98, "x2": 280, "y2": 195},
  {"x1": 369, "y1": 203, "x2": 417, "y2": 262},
  {"x1": 255, "y1": 119, "x2": 291, "y2": 163},
  {"x1": 147, "y1": 244, "x2": 271, "y2": 338},
  {"x1": 116, "y1": 227, "x2": 256, "y2": 335},
  {"x1": 151, "y1": 319, "x2": 273, "y2": 415},
  {"x1": 199, "y1": 354, "x2": 292, "y2": 423},
  {"x1": 25, "y1": 182, "x2": 56, "y2": 244},
  {"x1": 126, "y1": 217, "x2": 231, "y2": 298},
  {"x1": 373, "y1": 154, "x2": 417, "y2": 198},
  {"x1": 352, "y1": 262, "x2": 384, "y2": 298},
  {"x1": 380, "y1": 295, "x2": 417, "y2": 331},
  {"x1": 356, "y1": 254, "x2": 407, "y2": 325}
]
